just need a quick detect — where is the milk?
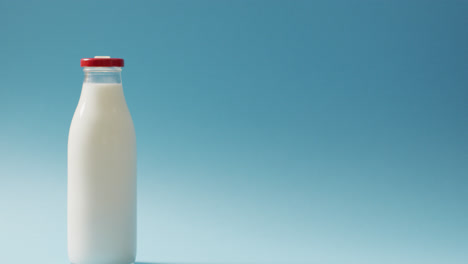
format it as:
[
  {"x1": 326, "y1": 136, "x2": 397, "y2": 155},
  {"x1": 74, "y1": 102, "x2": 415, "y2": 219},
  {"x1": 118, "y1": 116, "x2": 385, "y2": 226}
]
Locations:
[{"x1": 68, "y1": 69, "x2": 136, "y2": 264}]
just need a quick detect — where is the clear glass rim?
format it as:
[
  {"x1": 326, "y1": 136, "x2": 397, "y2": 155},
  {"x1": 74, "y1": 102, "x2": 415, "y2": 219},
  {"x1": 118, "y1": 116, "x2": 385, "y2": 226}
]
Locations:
[{"x1": 83, "y1": 67, "x2": 122, "y2": 72}]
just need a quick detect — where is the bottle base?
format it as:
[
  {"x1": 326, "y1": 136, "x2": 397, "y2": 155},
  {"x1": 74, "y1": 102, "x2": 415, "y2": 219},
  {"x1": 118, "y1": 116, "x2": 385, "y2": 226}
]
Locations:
[{"x1": 71, "y1": 262, "x2": 134, "y2": 264}]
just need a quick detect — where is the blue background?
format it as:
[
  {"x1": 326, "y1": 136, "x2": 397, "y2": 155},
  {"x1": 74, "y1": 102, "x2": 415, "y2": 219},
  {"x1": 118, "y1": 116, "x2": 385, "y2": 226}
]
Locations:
[{"x1": 1, "y1": 1, "x2": 467, "y2": 263}]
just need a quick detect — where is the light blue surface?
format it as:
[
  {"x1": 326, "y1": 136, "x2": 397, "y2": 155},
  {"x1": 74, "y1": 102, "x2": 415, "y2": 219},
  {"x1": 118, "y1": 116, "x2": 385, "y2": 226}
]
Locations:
[{"x1": 1, "y1": 1, "x2": 467, "y2": 263}]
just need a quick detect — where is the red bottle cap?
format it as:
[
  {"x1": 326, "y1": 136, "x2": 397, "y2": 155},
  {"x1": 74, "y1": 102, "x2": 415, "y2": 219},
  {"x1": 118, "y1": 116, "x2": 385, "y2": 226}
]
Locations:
[{"x1": 81, "y1": 56, "x2": 124, "y2": 67}]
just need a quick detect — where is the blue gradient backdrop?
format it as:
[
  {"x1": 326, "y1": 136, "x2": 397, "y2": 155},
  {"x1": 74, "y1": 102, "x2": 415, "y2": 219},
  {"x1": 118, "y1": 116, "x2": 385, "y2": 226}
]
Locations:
[{"x1": 1, "y1": 1, "x2": 467, "y2": 263}]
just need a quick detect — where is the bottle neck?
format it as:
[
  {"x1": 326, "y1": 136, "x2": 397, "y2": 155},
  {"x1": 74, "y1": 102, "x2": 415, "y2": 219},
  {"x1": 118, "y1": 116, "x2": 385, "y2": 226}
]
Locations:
[{"x1": 83, "y1": 67, "x2": 122, "y2": 84}]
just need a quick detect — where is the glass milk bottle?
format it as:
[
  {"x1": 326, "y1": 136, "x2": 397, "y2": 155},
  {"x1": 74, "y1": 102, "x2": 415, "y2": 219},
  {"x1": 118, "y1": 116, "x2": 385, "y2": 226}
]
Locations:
[{"x1": 68, "y1": 56, "x2": 136, "y2": 264}]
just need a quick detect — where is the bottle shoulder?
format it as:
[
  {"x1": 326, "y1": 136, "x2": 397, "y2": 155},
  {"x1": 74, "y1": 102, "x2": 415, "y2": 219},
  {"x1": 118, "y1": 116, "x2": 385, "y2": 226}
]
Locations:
[
  {"x1": 69, "y1": 102, "x2": 135, "y2": 136},
  {"x1": 69, "y1": 84, "x2": 135, "y2": 139}
]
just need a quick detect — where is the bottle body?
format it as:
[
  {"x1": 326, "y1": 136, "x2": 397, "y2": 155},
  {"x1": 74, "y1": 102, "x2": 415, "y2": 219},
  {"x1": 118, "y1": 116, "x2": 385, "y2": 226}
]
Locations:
[{"x1": 68, "y1": 67, "x2": 136, "y2": 264}]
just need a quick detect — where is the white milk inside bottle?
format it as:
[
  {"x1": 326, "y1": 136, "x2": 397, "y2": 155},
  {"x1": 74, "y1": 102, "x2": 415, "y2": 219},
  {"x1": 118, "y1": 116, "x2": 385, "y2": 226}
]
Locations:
[{"x1": 68, "y1": 56, "x2": 136, "y2": 264}]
